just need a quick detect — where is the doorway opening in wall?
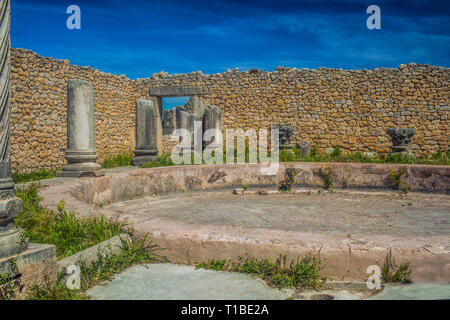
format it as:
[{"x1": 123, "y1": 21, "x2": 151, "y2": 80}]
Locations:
[{"x1": 162, "y1": 97, "x2": 190, "y2": 112}]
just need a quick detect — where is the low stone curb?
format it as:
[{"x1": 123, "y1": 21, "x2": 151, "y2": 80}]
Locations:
[
  {"x1": 324, "y1": 281, "x2": 379, "y2": 290},
  {"x1": 57, "y1": 233, "x2": 131, "y2": 275}
]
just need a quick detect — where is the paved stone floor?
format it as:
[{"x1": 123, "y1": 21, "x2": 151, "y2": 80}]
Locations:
[
  {"x1": 101, "y1": 188, "x2": 449, "y2": 283},
  {"x1": 106, "y1": 190, "x2": 450, "y2": 236},
  {"x1": 86, "y1": 263, "x2": 450, "y2": 300},
  {"x1": 86, "y1": 264, "x2": 293, "y2": 300}
]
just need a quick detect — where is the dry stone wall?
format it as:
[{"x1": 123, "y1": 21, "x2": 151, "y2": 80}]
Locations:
[
  {"x1": 10, "y1": 48, "x2": 151, "y2": 171},
  {"x1": 9, "y1": 48, "x2": 450, "y2": 172},
  {"x1": 140, "y1": 65, "x2": 449, "y2": 157}
]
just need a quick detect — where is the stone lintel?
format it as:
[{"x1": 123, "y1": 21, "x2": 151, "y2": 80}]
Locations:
[{"x1": 149, "y1": 86, "x2": 203, "y2": 97}]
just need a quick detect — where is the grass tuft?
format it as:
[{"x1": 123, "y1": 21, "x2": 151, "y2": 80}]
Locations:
[
  {"x1": 381, "y1": 250, "x2": 412, "y2": 284},
  {"x1": 140, "y1": 154, "x2": 175, "y2": 168},
  {"x1": 196, "y1": 253, "x2": 325, "y2": 289},
  {"x1": 78, "y1": 234, "x2": 160, "y2": 290},
  {"x1": 15, "y1": 184, "x2": 124, "y2": 259},
  {"x1": 27, "y1": 281, "x2": 90, "y2": 300},
  {"x1": 27, "y1": 234, "x2": 161, "y2": 300},
  {"x1": 12, "y1": 169, "x2": 58, "y2": 184},
  {"x1": 101, "y1": 150, "x2": 134, "y2": 168}
]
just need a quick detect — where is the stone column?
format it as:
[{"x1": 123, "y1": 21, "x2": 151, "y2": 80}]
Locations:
[
  {"x1": 132, "y1": 99, "x2": 158, "y2": 166},
  {"x1": 202, "y1": 106, "x2": 222, "y2": 149},
  {"x1": 175, "y1": 106, "x2": 189, "y2": 129},
  {"x1": 162, "y1": 109, "x2": 175, "y2": 135},
  {"x1": 0, "y1": 1, "x2": 56, "y2": 292},
  {"x1": 58, "y1": 79, "x2": 103, "y2": 177},
  {"x1": 0, "y1": 0, "x2": 26, "y2": 259}
]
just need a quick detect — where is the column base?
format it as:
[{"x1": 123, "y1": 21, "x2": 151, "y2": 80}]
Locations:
[
  {"x1": 131, "y1": 155, "x2": 158, "y2": 166},
  {"x1": 0, "y1": 227, "x2": 29, "y2": 258},
  {"x1": 390, "y1": 146, "x2": 413, "y2": 157},
  {"x1": 0, "y1": 196, "x2": 24, "y2": 227},
  {"x1": 132, "y1": 149, "x2": 158, "y2": 166},
  {"x1": 57, "y1": 163, "x2": 104, "y2": 177}
]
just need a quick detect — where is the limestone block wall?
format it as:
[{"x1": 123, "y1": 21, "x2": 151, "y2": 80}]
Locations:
[
  {"x1": 139, "y1": 65, "x2": 449, "y2": 157},
  {"x1": 9, "y1": 48, "x2": 450, "y2": 171},
  {"x1": 10, "y1": 48, "x2": 150, "y2": 171}
]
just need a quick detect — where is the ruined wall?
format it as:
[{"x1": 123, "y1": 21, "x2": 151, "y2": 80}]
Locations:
[
  {"x1": 10, "y1": 48, "x2": 450, "y2": 171},
  {"x1": 10, "y1": 48, "x2": 150, "y2": 171},
  {"x1": 140, "y1": 65, "x2": 449, "y2": 157}
]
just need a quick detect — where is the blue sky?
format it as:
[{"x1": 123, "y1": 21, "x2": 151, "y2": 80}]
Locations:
[{"x1": 11, "y1": 0, "x2": 450, "y2": 80}]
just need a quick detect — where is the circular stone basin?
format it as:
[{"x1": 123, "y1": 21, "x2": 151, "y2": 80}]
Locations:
[{"x1": 39, "y1": 164, "x2": 450, "y2": 283}]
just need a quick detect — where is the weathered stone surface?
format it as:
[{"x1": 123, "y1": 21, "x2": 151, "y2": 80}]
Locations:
[
  {"x1": 132, "y1": 99, "x2": 158, "y2": 166},
  {"x1": 59, "y1": 79, "x2": 103, "y2": 177}
]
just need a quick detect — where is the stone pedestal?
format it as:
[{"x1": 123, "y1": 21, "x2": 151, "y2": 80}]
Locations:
[
  {"x1": 270, "y1": 124, "x2": 294, "y2": 150},
  {"x1": 386, "y1": 128, "x2": 416, "y2": 156},
  {"x1": 202, "y1": 106, "x2": 222, "y2": 150},
  {"x1": 132, "y1": 100, "x2": 158, "y2": 166},
  {"x1": 58, "y1": 79, "x2": 103, "y2": 177},
  {"x1": 296, "y1": 141, "x2": 311, "y2": 157}
]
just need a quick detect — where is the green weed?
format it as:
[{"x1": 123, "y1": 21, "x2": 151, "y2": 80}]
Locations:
[
  {"x1": 0, "y1": 259, "x2": 20, "y2": 300},
  {"x1": 27, "y1": 234, "x2": 162, "y2": 300},
  {"x1": 101, "y1": 150, "x2": 134, "y2": 169},
  {"x1": 15, "y1": 184, "x2": 124, "y2": 259},
  {"x1": 390, "y1": 167, "x2": 410, "y2": 193},
  {"x1": 196, "y1": 252, "x2": 325, "y2": 289},
  {"x1": 140, "y1": 153, "x2": 175, "y2": 168},
  {"x1": 381, "y1": 250, "x2": 411, "y2": 284},
  {"x1": 320, "y1": 166, "x2": 333, "y2": 190},
  {"x1": 12, "y1": 169, "x2": 58, "y2": 184}
]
